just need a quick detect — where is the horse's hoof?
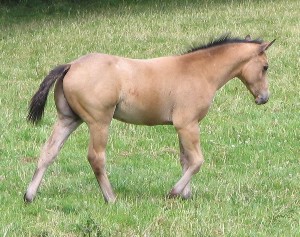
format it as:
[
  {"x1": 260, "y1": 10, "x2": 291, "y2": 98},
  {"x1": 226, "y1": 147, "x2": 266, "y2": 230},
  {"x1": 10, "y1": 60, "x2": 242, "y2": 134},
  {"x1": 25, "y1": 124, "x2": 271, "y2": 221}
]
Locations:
[
  {"x1": 105, "y1": 198, "x2": 116, "y2": 204},
  {"x1": 181, "y1": 191, "x2": 192, "y2": 200},
  {"x1": 23, "y1": 193, "x2": 34, "y2": 203},
  {"x1": 181, "y1": 192, "x2": 192, "y2": 200},
  {"x1": 167, "y1": 189, "x2": 180, "y2": 199},
  {"x1": 104, "y1": 195, "x2": 117, "y2": 204}
]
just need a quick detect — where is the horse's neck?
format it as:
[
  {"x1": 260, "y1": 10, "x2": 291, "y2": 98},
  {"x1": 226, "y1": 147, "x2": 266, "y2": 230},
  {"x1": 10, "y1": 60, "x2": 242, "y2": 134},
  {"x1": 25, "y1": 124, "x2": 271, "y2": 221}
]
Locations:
[{"x1": 185, "y1": 44, "x2": 255, "y2": 91}]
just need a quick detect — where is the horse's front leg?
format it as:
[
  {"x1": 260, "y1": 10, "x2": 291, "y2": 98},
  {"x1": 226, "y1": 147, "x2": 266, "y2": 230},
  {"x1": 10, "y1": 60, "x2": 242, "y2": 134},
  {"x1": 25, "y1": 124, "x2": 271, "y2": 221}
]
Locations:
[
  {"x1": 179, "y1": 138, "x2": 192, "y2": 199},
  {"x1": 169, "y1": 123, "x2": 204, "y2": 198}
]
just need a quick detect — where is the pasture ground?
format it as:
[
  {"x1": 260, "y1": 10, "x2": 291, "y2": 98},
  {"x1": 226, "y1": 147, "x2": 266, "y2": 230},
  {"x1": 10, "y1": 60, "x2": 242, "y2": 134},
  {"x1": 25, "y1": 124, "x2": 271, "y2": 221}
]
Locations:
[{"x1": 0, "y1": 0, "x2": 299, "y2": 236}]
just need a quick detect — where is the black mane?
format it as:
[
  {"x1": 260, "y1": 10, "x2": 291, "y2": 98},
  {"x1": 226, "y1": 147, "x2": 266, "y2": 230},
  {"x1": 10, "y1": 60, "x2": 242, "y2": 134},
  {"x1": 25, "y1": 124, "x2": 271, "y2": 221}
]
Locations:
[{"x1": 184, "y1": 34, "x2": 263, "y2": 54}]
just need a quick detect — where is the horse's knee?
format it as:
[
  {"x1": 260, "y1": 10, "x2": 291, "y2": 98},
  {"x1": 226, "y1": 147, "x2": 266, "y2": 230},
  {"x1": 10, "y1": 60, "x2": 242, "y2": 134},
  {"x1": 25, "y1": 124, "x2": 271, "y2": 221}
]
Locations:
[{"x1": 87, "y1": 150, "x2": 95, "y2": 163}]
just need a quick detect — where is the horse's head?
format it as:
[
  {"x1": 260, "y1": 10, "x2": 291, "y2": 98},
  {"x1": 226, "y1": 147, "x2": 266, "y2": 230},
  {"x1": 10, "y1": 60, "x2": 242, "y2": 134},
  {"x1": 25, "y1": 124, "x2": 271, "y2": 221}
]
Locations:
[{"x1": 238, "y1": 37, "x2": 275, "y2": 105}]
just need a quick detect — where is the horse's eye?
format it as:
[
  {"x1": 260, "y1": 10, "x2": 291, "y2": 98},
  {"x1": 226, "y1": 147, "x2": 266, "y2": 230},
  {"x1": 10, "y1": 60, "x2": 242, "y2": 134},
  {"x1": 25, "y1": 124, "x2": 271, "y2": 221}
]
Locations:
[{"x1": 263, "y1": 65, "x2": 269, "y2": 71}]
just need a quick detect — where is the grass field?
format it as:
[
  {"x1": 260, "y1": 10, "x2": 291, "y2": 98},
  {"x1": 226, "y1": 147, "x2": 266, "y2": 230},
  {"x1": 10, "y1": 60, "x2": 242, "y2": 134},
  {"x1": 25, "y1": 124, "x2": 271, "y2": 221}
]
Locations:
[{"x1": 0, "y1": 0, "x2": 299, "y2": 236}]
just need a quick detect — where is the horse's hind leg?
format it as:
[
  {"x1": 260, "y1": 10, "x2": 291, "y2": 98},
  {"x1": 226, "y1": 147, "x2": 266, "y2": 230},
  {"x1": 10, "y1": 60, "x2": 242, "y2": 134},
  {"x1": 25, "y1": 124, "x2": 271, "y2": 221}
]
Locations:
[
  {"x1": 87, "y1": 121, "x2": 116, "y2": 203},
  {"x1": 24, "y1": 116, "x2": 81, "y2": 202},
  {"x1": 24, "y1": 78, "x2": 81, "y2": 202}
]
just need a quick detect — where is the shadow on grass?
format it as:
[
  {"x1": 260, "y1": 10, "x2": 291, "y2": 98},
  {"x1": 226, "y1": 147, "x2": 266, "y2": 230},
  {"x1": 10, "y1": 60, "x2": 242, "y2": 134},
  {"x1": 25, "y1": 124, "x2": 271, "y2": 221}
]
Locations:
[{"x1": 0, "y1": 0, "x2": 249, "y2": 25}]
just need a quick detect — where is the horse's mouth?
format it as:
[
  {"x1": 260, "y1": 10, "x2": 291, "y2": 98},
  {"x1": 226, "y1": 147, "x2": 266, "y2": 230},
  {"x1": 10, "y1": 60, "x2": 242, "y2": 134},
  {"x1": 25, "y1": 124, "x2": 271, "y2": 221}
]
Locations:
[{"x1": 255, "y1": 94, "x2": 269, "y2": 105}]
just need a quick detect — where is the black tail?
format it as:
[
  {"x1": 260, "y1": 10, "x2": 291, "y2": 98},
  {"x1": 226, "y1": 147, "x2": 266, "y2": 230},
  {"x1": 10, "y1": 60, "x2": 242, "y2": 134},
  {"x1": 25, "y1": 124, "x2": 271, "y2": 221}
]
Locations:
[{"x1": 27, "y1": 64, "x2": 71, "y2": 124}]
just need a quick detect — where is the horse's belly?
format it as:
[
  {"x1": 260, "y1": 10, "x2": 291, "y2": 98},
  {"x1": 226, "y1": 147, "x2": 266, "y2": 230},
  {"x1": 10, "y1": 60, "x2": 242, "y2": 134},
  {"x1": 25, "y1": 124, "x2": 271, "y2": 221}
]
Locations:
[{"x1": 113, "y1": 102, "x2": 172, "y2": 126}]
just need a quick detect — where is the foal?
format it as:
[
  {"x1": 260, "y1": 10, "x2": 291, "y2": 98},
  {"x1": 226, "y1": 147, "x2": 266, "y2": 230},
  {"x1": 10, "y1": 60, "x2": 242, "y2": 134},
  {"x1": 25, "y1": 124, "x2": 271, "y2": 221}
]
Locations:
[{"x1": 24, "y1": 35, "x2": 275, "y2": 203}]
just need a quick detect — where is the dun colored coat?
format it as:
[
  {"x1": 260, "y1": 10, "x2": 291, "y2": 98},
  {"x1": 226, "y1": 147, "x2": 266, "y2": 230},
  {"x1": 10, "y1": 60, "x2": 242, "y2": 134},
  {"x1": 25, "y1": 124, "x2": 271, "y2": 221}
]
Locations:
[{"x1": 24, "y1": 35, "x2": 275, "y2": 203}]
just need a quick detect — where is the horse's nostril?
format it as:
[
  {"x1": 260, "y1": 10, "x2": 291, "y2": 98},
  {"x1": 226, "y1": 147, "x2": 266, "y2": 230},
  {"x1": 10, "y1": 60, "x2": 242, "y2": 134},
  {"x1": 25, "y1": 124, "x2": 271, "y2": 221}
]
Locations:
[{"x1": 255, "y1": 94, "x2": 269, "y2": 105}]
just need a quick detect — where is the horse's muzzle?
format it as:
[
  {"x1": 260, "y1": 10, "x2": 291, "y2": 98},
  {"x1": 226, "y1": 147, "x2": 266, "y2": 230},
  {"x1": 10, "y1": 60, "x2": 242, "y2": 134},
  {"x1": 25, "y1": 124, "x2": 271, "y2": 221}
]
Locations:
[{"x1": 255, "y1": 93, "x2": 269, "y2": 105}]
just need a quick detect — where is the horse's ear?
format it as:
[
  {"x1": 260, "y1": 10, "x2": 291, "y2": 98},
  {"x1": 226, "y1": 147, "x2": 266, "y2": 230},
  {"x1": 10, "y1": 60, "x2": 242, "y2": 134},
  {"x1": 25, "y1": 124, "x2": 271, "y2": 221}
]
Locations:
[
  {"x1": 260, "y1": 39, "x2": 276, "y2": 52},
  {"x1": 245, "y1": 35, "x2": 251, "y2": 41}
]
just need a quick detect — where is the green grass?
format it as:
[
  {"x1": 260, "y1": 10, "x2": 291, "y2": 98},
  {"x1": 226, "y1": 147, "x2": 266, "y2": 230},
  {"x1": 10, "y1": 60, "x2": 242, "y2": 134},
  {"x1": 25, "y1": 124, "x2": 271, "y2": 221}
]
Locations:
[{"x1": 0, "y1": 0, "x2": 299, "y2": 236}]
